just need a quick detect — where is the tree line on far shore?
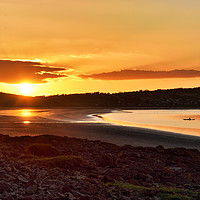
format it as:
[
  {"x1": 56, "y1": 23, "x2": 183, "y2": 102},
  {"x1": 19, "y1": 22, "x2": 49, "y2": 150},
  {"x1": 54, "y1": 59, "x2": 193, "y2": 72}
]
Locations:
[{"x1": 0, "y1": 87, "x2": 200, "y2": 108}]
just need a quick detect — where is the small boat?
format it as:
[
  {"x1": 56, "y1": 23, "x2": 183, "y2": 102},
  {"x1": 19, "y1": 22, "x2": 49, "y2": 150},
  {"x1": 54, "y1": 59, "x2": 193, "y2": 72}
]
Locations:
[{"x1": 183, "y1": 117, "x2": 195, "y2": 121}]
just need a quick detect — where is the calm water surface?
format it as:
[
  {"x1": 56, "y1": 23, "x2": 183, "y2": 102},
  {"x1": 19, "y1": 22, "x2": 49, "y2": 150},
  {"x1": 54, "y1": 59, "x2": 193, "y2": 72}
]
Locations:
[
  {"x1": 0, "y1": 108, "x2": 200, "y2": 137},
  {"x1": 101, "y1": 110, "x2": 200, "y2": 137},
  {"x1": 0, "y1": 108, "x2": 100, "y2": 123}
]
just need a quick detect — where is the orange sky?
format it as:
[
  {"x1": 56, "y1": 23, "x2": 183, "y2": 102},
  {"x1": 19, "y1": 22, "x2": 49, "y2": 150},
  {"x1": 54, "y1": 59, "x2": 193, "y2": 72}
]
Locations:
[{"x1": 0, "y1": 0, "x2": 200, "y2": 96}]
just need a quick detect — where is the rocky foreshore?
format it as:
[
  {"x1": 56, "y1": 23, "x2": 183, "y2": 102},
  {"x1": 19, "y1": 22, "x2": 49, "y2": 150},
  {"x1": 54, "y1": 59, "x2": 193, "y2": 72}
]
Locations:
[{"x1": 0, "y1": 134, "x2": 200, "y2": 200}]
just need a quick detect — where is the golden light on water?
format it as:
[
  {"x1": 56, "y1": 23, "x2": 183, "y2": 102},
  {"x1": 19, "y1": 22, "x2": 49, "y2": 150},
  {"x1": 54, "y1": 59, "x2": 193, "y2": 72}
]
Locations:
[
  {"x1": 20, "y1": 109, "x2": 32, "y2": 124},
  {"x1": 20, "y1": 83, "x2": 32, "y2": 96},
  {"x1": 23, "y1": 121, "x2": 31, "y2": 124},
  {"x1": 21, "y1": 109, "x2": 32, "y2": 117}
]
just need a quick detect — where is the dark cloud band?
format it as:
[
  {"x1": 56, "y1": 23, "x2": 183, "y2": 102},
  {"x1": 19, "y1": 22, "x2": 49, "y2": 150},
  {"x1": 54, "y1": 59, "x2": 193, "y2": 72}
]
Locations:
[
  {"x1": 80, "y1": 69, "x2": 200, "y2": 80},
  {"x1": 0, "y1": 60, "x2": 67, "y2": 83}
]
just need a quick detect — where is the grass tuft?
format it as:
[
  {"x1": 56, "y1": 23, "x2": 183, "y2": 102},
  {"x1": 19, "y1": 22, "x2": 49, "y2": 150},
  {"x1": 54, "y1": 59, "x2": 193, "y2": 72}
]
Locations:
[
  {"x1": 107, "y1": 181, "x2": 198, "y2": 200},
  {"x1": 158, "y1": 192, "x2": 194, "y2": 200},
  {"x1": 32, "y1": 155, "x2": 83, "y2": 169}
]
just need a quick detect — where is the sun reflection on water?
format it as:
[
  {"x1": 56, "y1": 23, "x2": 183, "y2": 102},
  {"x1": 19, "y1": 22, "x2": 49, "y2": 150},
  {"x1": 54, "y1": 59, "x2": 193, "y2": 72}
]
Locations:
[
  {"x1": 23, "y1": 121, "x2": 31, "y2": 124},
  {"x1": 20, "y1": 109, "x2": 33, "y2": 124},
  {"x1": 20, "y1": 109, "x2": 32, "y2": 117}
]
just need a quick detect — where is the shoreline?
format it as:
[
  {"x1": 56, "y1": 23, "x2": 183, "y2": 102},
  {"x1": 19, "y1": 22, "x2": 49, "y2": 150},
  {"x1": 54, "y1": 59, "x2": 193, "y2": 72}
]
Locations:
[{"x1": 0, "y1": 107, "x2": 199, "y2": 149}]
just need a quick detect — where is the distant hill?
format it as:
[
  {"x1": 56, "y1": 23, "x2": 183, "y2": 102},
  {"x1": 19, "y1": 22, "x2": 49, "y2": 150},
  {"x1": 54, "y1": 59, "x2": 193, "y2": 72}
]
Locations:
[{"x1": 1, "y1": 87, "x2": 200, "y2": 107}]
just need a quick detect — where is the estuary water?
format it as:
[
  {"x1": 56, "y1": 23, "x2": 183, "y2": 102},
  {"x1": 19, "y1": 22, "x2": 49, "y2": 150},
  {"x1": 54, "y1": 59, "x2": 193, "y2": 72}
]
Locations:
[
  {"x1": 0, "y1": 108, "x2": 200, "y2": 148},
  {"x1": 0, "y1": 108, "x2": 200, "y2": 138},
  {"x1": 100, "y1": 109, "x2": 200, "y2": 137}
]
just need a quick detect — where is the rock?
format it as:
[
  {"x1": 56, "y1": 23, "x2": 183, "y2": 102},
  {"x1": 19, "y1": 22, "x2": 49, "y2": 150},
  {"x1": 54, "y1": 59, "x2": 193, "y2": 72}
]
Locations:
[
  {"x1": 38, "y1": 189, "x2": 45, "y2": 195},
  {"x1": 26, "y1": 184, "x2": 37, "y2": 194},
  {"x1": 136, "y1": 173, "x2": 152, "y2": 181},
  {"x1": 27, "y1": 143, "x2": 58, "y2": 157},
  {"x1": 62, "y1": 185, "x2": 72, "y2": 193},
  {"x1": 99, "y1": 153, "x2": 117, "y2": 168},
  {"x1": 0, "y1": 182, "x2": 12, "y2": 193},
  {"x1": 78, "y1": 195, "x2": 91, "y2": 200},
  {"x1": 50, "y1": 184, "x2": 57, "y2": 190},
  {"x1": 168, "y1": 166, "x2": 182, "y2": 171},
  {"x1": 18, "y1": 175, "x2": 28, "y2": 183},
  {"x1": 67, "y1": 192, "x2": 76, "y2": 200},
  {"x1": 11, "y1": 165, "x2": 18, "y2": 172},
  {"x1": 5, "y1": 174, "x2": 16, "y2": 181},
  {"x1": 102, "y1": 174, "x2": 115, "y2": 182},
  {"x1": 9, "y1": 191, "x2": 16, "y2": 196},
  {"x1": 6, "y1": 166, "x2": 12, "y2": 172},
  {"x1": 58, "y1": 193, "x2": 69, "y2": 199},
  {"x1": 87, "y1": 185, "x2": 97, "y2": 194},
  {"x1": 155, "y1": 145, "x2": 165, "y2": 153},
  {"x1": 122, "y1": 196, "x2": 131, "y2": 200},
  {"x1": 153, "y1": 197, "x2": 161, "y2": 200}
]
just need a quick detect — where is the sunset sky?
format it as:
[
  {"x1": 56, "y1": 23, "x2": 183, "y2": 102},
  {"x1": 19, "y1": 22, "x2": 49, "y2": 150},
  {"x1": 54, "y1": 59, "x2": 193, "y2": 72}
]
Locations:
[{"x1": 0, "y1": 0, "x2": 200, "y2": 96}]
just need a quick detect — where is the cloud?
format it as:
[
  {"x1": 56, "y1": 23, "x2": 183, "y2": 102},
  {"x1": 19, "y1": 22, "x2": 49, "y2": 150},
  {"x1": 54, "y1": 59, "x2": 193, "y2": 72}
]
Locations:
[
  {"x1": 0, "y1": 59, "x2": 67, "y2": 83},
  {"x1": 80, "y1": 69, "x2": 200, "y2": 80}
]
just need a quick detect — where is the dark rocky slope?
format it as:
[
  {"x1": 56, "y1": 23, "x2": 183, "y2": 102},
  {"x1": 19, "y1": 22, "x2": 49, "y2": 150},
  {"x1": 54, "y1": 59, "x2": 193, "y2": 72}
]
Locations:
[{"x1": 0, "y1": 134, "x2": 200, "y2": 200}]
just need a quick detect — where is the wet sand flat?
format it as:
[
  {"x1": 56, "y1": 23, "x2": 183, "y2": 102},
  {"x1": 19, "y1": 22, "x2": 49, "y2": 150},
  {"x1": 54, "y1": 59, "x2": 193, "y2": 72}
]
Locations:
[{"x1": 0, "y1": 121, "x2": 200, "y2": 149}]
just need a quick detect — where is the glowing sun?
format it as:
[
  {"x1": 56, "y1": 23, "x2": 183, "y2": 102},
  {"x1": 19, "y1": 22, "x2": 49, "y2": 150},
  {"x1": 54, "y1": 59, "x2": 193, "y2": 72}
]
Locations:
[{"x1": 20, "y1": 83, "x2": 32, "y2": 95}]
